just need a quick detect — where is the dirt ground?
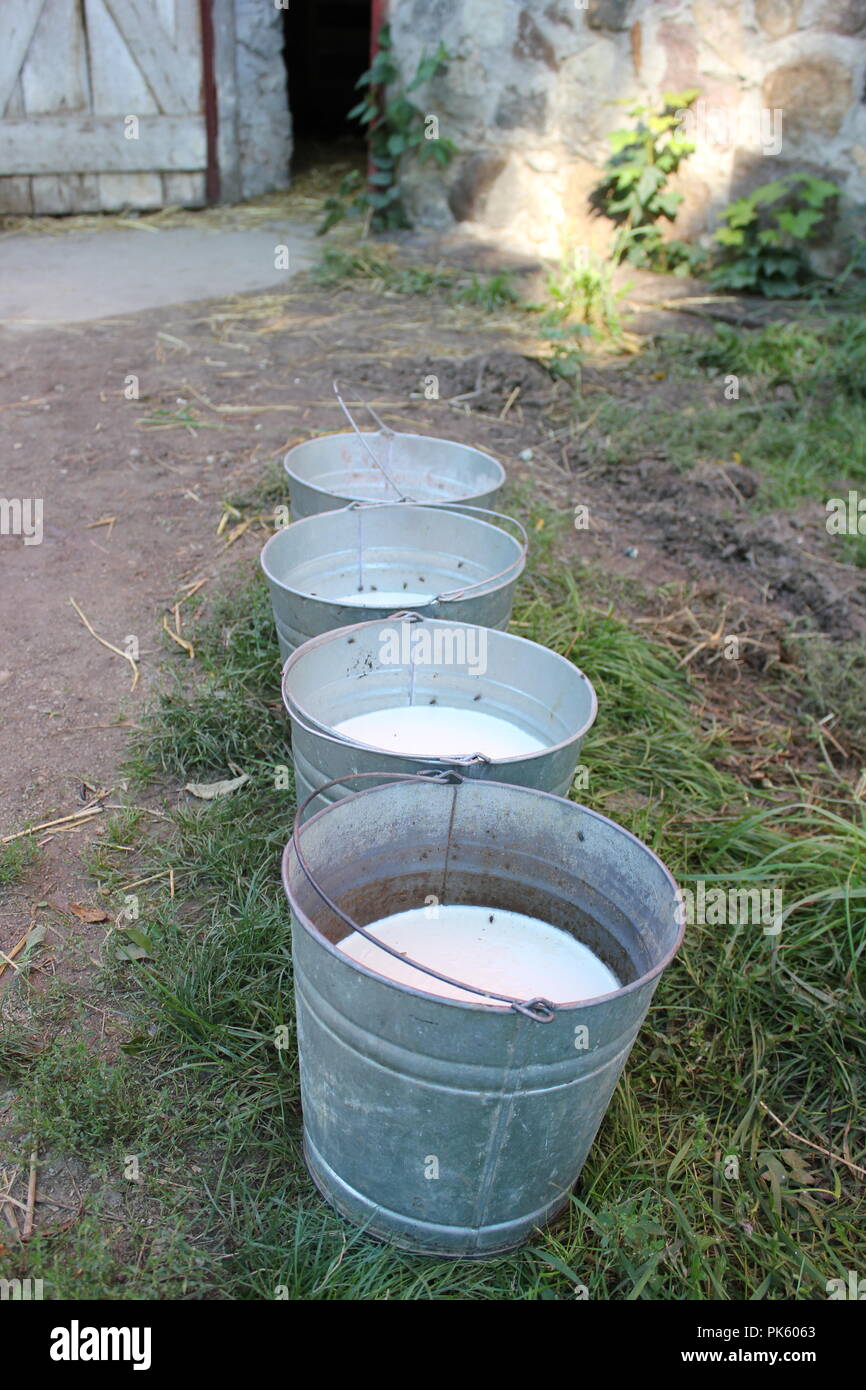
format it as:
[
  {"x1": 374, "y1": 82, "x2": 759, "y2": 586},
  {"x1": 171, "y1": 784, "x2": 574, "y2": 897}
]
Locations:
[{"x1": 1, "y1": 244, "x2": 864, "y2": 1242}]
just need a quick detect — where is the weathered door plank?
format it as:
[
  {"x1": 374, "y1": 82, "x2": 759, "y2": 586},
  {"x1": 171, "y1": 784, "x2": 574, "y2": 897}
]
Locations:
[
  {"x1": 0, "y1": 0, "x2": 214, "y2": 212},
  {"x1": 0, "y1": 0, "x2": 46, "y2": 118},
  {"x1": 1, "y1": 116, "x2": 207, "y2": 174},
  {"x1": 102, "y1": 0, "x2": 196, "y2": 113},
  {"x1": 20, "y1": 0, "x2": 89, "y2": 115}
]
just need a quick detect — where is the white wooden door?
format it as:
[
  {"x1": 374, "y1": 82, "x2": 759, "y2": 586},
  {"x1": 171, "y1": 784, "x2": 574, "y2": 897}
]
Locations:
[{"x1": 0, "y1": 0, "x2": 208, "y2": 214}]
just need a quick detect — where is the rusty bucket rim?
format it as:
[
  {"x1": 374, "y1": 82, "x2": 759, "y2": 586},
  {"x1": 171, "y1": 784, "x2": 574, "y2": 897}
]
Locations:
[
  {"x1": 283, "y1": 428, "x2": 507, "y2": 507},
  {"x1": 280, "y1": 613, "x2": 599, "y2": 766},
  {"x1": 281, "y1": 776, "x2": 685, "y2": 1015}
]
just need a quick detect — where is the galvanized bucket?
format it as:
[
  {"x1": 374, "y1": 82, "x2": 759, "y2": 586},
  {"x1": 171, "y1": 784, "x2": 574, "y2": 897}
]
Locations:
[
  {"x1": 281, "y1": 614, "x2": 597, "y2": 808},
  {"x1": 260, "y1": 502, "x2": 527, "y2": 661},
  {"x1": 282, "y1": 773, "x2": 684, "y2": 1257},
  {"x1": 284, "y1": 431, "x2": 506, "y2": 520}
]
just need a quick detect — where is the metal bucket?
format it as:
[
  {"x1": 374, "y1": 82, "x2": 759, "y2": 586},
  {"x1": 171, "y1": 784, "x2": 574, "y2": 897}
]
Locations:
[
  {"x1": 284, "y1": 432, "x2": 505, "y2": 519},
  {"x1": 281, "y1": 614, "x2": 597, "y2": 808},
  {"x1": 282, "y1": 773, "x2": 684, "y2": 1257},
  {"x1": 260, "y1": 502, "x2": 527, "y2": 661}
]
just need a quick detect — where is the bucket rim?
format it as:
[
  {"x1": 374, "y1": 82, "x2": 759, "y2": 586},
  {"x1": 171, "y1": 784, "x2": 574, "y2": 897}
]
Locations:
[
  {"x1": 282, "y1": 430, "x2": 506, "y2": 504},
  {"x1": 280, "y1": 614, "x2": 599, "y2": 763},
  {"x1": 281, "y1": 776, "x2": 685, "y2": 1014},
  {"x1": 259, "y1": 500, "x2": 526, "y2": 599}
]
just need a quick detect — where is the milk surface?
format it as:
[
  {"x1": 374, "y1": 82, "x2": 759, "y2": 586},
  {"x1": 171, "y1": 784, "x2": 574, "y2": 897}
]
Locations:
[
  {"x1": 333, "y1": 704, "x2": 545, "y2": 756},
  {"x1": 338, "y1": 904, "x2": 620, "y2": 1004},
  {"x1": 328, "y1": 589, "x2": 432, "y2": 607}
]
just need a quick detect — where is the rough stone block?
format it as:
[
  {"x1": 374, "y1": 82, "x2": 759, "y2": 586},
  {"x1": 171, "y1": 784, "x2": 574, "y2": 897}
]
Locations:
[
  {"x1": 763, "y1": 58, "x2": 853, "y2": 140},
  {"x1": 755, "y1": 0, "x2": 802, "y2": 40},
  {"x1": 586, "y1": 0, "x2": 634, "y2": 32},
  {"x1": 448, "y1": 151, "x2": 509, "y2": 220}
]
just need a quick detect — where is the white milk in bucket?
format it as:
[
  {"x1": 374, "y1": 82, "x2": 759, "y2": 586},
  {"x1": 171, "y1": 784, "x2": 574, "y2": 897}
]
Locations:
[
  {"x1": 333, "y1": 706, "x2": 546, "y2": 757},
  {"x1": 338, "y1": 904, "x2": 621, "y2": 1004},
  {"x1": 327, "y1": 590, "x2": 434, "y2": 607}
]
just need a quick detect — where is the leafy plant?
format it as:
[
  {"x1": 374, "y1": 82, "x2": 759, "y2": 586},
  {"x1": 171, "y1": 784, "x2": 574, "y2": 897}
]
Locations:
[
  {"x1": 318, "y1": 170, "x2": 367, "y2": 238},
  {"x1": 318, "y1": 24, "x2": 456, "y2": 235},
  {"x1": 709, "y1": 173, "x2": 840, "y2": 298},
  {"x1": 590, "y1": 91, "x2": 704, "y2": 272},
  {"x1": 540, "y1": 326, "x2": 587, "y2": 383}
]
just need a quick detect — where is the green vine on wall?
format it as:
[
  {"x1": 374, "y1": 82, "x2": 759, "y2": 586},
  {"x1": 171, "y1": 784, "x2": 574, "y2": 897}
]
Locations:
[{"x1": 318, "y1": 24, "x2": 456, "y2": 235}]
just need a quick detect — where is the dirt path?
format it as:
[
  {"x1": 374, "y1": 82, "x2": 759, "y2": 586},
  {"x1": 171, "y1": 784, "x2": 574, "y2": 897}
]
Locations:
[
  {"x1": 0, "y1": 310, "x2": 245, "y2": 989},
  {"x1": 0, "y1": 278, "x2": 519, "y2": 999}
]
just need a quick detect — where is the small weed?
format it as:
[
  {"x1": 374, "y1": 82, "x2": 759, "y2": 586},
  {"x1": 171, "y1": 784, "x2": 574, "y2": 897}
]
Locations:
[
  {"x1": 0, "y1": 837, "x2": 38, "y2": 886},
  {"x1": 453, "y1": 272, "x2": 521, "y2": 313},
  {"x1": 312, "y1": 245, "x2": 395, "y2": 288}
]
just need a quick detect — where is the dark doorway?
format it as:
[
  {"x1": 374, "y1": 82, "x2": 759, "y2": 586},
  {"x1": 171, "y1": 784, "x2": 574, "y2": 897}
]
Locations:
[{"x1": 283, "y1": 0, "x2": 371, "y2": 173}]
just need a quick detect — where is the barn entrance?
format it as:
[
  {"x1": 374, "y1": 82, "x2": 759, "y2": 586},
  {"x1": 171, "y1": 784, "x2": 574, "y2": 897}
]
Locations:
[{"x1": 283, "y1": 0, "x2": 372, "y2": 177}]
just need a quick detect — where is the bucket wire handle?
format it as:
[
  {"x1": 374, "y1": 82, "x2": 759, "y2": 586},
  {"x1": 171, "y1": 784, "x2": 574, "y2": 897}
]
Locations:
[
  {"x1": 304, "y1": 498, "x2": 529, "y2": 606},
  {"x1": 290, "y1": 769, "x2": 557, "y2": 1023},
  {"x1": 355, "y1": 502, "x2": 364, "y2": 595},
  {"x1": 283, "y1": 695, "x2": 493, "y2": 767},
  {"x1": 333, "y1": 379, "x2": 410, "y2": 502},
  {"x1": 430, "y1": 505, "x2": 529, "y2": 603}
]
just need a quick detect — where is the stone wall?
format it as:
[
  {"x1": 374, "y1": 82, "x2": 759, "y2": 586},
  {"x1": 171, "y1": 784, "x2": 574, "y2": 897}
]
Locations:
[
  {"x1": 389, "y1": 0, "x2": 866, "y2": 258},
  {"x1": 233, "y1": 0, "x2": 292, "y2": 200}
]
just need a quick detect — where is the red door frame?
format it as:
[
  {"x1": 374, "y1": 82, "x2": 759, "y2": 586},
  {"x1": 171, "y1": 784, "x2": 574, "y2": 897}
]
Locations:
[
  {"x1": 368, "y1": 0, "x2": 389, "y2": 180},
  {"x1": 202, "y1": 0, "x2": 385, "y2": 206},
  {"x1": 370, "y1": 0, "x2": 388, "y2": 62},
  {"x1": 199, "y1": 0, "x2": 220, "y2": 203}
]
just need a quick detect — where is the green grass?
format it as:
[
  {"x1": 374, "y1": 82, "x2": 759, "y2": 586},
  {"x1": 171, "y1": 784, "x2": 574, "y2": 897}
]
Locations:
[
  {"x1": 128, "y1": 580, "x2": 288, "y2": 782},
  {"x1": 313, "y1": 248, "x2": 525, "y2": 315},
  {"x1": 665, "y1": 316, "x2": 866, "y2": 399},
  {"x1": 0, "y1": 837, "x2": 37, "y2": 886},
  {"x1": 578, "y1": 383, "x2": 866, "y2": 513},
  {"x1": 312, "y1": 245, "x2": 455, "y2": 297},
  {"x1": 10, "y1": 1036, "x2": 146, "y2": 1162},
  {"x1": 783, "y1": 632, "x2": 866, "y2": 759},
  {"x1": 25, "y1": 524, "x2": 854, "y2": 1299},
  {"x1": 312, "y1": 247, "x2": 523, "y2": 313},
  {"x1": 648, "y1": 318, "x2": 866, "y2": 549},
  {"x1": 453, "y1": 271, "x2": 521, "y2": 313}
]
